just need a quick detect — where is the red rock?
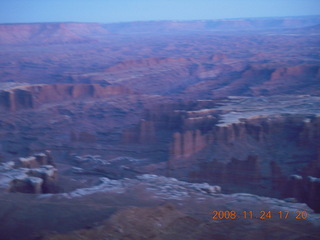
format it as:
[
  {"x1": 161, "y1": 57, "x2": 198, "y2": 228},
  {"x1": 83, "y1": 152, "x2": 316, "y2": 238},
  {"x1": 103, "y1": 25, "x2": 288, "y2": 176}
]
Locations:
[{"x1": 0, "y1": 84, "x2": 133, "y2": 112}]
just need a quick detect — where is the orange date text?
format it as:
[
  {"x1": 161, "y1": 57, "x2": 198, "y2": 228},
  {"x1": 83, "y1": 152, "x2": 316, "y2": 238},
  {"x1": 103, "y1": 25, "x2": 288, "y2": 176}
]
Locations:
[{"x1": 211, "y1": 210, "x2": 308, "y2": 220}]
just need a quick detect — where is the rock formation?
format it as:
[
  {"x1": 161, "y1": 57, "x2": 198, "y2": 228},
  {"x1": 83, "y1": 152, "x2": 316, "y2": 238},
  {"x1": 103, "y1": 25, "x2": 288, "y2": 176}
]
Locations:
[
  {"x1": 0, "y1": 84, "x2": 133, "y2": 112},
  {"x1": 0, "y1": 88, "x2": 33, "y2": 111},
  {"x1": 170, "y1": 130, "x2": 209, "y2": 160},
  {"x1": 283, "y1": 175, "x2": 320, "y2": 213},
  {"x1": 119, "y1": 98, "x2": 320, "y2": 210},
  {"x1": 0, "y1": 151, "x2": 58, "y2": 194},
  {"x1": 17, "y1": 150, "x2": 55, "y2": 168},
  {"x1": 10, "y1": 176, "x2": 44, "y2": 194}
]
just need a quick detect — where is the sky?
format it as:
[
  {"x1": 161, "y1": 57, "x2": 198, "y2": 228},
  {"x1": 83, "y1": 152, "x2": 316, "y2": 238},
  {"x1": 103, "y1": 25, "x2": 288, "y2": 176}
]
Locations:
[{"x1": 0, "y1": 0, "x2": 319, "y2": 24}]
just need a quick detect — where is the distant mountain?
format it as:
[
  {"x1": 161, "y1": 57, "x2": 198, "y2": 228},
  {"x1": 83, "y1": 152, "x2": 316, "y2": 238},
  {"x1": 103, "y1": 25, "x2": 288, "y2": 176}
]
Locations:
[
  {"x1": 103, "y1": 15, "x2": 320, "y2": 33},
  {"x1": 1, "y1": 16, "x2": 319, "y2": 45},
  {"x1": 0, "y1": 22, "x2": 109, "y2": 45}
]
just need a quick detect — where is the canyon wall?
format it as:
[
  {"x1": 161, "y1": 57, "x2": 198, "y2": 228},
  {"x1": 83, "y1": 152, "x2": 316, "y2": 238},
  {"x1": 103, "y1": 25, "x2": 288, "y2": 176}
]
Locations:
[
  {"x1": 121, "y1": 102, "x2": 320, "y2": 211},
  {"x1": 169, "y1": 115, "x2": 320, "y2": 163},
  {"x1": 170, "y1": 130, "x2": 211, "y2": 160},
  {"x1": 170, "y1": 114, "x2": 320, "y2": 211},
  {"x1": 0, "y1": 84, "x2": 132, "y2": 112}
]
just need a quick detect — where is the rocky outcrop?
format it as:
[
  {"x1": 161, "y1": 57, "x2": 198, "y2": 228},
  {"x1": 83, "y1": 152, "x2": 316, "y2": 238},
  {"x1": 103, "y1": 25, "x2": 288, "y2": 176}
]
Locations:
[
  {"x1": 298, "y1": 116, "x2": 320, "y2": 146},
  {"x1": 169, "y1": 114, "x2": 320, "y2": 161},
  {"x1": 17, "y1": 150, "x2": 55, "y2": 168},
  {"x1": 9, "y1": 164, "x2": 57, "y2": 194},
  {"x1": 170, "y1": 130, "x2": 209, "y2": 160},
  {"x1": 26, "y1": 165, "x2": 57, "y2": 192},
  {"x1": 0, "y1": 88, "x2": 33, "y2": 111},
  {"x1": 10, "y1": 176, "x2": 44, "y2": 194},
  {"x1": 126, "y1": 100, "x2": 320, "y2": 211},
  {"x1": 225, "y1": 155, "x2": 261, "y2": 183},
  {"x1": 121, "y1": 99, "x2": 320, "y2": 188},
  {"x1": 0, "y1": 151, "x2": 58, "y2": 193},
  {"x1": 283, "y1": 175, "x2": 320, "y2": 213},
  {"x1": 5, "y1": 165, "x2": 58, "y2": 194},
  {"x1": 185, "y1": 155, "x2": 262, "y2": 189},
  {"x1": 166, "y1": 114, "x2": 320, "y2": 212},
  {"x1": 8, "y1": 165, "x2": 58, "y2": 194},
  {"x1": 0, "y1": 84, "x2": 133, "y2": 112},
  {"x1": 250, "y1": 65, "x2": 320, "y2": 96}
]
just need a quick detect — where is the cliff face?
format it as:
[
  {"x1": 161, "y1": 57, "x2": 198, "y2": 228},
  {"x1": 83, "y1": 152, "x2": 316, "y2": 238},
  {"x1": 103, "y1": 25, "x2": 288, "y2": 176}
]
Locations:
[
  {"x1": 169, "y1": 114, "x2": 320, "y2": 167},
  {"x1": 121, "y1": 99, "x2": 320, "y2": 212},
  {"x1": 125, "y1": 100, "x2": 320, "y2": 173},
  {"x1": 171, "y1": 114, "x2": 320, "y2": 211},
  {"x1": 170, "y1": 130, "x2": 209, "y2": 160},
  {"x1": 283, "y1": 175, "x2": 320, "y2": 213},
  {"x1": 0, "y1": 88, "x2": 33, "y2": 111},
  {"x1": 123, "y1": 101, "x2": 220, "y2": 160},
  {"x1": 0, "y1": 84, "x2": 132, "y2": 112},
  {"x1": 250, "y1": 65, "x2": 320, "y2": 96}
]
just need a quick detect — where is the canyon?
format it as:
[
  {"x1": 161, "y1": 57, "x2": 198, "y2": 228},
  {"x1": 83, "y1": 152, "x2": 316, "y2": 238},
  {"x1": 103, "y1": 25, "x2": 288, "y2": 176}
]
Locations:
[{"x1": 0, "y1": 15, "x2": 320, "y2": 239}]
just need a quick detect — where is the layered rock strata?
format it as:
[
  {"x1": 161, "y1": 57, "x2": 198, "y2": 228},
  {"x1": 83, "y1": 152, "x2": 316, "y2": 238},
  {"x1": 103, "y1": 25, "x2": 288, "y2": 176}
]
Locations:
[
  {"x1": 0, "y1": 151, "x2": 58, "y2": 193},
  {"x1": 120, "y1": 98, "x2": 320, "y2": 212},
  {"x1": 0, "y1": 84, "x2": 132, "y2": 112},
  {"x1": 283, "y1": 175, "x2": 320, "y2": 213}
]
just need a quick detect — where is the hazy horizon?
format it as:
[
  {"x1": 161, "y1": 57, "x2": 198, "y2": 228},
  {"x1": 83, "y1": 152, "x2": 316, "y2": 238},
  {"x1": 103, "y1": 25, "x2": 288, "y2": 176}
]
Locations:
[{"x1": 0, "y1": 0, "x2": 320, "y2": 24}]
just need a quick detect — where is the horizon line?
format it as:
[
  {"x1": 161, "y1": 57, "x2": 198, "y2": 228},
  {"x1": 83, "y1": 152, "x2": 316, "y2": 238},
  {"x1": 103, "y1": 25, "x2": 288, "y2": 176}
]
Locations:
[{"x1": 1, "y1": 14, "x2": 319, "y2": 25}]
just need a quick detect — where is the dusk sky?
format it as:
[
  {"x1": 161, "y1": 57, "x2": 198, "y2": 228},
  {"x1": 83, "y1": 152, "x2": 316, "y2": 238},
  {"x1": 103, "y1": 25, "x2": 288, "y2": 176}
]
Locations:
[{"x1": 0, "y1": 0, "x2": 319, "y2": 23}]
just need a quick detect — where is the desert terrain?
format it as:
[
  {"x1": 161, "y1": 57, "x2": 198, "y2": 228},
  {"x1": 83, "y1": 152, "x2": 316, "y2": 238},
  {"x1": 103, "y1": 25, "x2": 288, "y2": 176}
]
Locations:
[{"x1": 0, "y1": 15, "x2": 320, "y2": 239}]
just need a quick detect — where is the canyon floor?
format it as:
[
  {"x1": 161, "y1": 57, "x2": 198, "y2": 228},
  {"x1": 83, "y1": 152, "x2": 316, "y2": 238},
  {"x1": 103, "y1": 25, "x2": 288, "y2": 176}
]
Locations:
[{"x1": 0, "y1": 16, "x2": 320, "y2": 240}]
